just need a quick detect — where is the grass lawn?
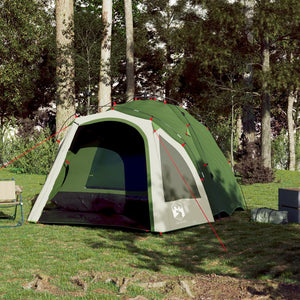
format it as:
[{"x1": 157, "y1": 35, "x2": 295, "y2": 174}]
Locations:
[{"x1": 0, "y1": 168, "x2": 299, "y2": 299}]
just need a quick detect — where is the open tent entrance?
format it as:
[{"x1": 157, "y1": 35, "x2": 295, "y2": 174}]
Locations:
[{"x1": 40, "y1": 121, "x2": 151, "y2": 230}]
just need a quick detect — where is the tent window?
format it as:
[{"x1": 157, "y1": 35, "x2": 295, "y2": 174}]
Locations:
[{"x1": 159, "y1": 136, "x2": 200, "y2": 202}]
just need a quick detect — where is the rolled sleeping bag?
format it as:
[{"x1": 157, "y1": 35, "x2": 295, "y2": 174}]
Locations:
[{"x1": 251, "y1": 207, "x2": 288, "y2": 224}]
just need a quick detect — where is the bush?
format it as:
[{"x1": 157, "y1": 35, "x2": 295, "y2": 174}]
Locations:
[
  {"x1": 0, "y1": 118, "x2": 18, "y2": 166},
  {"x1": 4, "y1": 124, "x2": 58, "y2": 175},
  {"x1": 235, "y1": 140, "x2": 275, "y2": 185},
  {"x1": 271, "y1": 128, "x2": 288, "y2": 170}
]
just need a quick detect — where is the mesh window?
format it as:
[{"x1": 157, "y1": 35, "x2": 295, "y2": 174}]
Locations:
[{"x1": 159, "y1": 136, "x2": 201, "y2": 202}]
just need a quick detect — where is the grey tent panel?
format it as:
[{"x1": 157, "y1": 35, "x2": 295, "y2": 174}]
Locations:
[{"x1": 160, "y1": 136, "x2": 200, "y2": 201}]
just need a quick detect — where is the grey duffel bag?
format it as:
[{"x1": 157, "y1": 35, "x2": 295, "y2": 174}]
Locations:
[{"x1": 251, "y1": 207, "x2": 288, "y2": 224}]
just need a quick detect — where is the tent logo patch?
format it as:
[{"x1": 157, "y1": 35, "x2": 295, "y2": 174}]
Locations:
[{"x1": 171, "y1": 202, "x2": 185, "y2": 221}]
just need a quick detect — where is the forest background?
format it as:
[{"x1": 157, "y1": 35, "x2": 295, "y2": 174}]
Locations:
[{"x1": 0, "y1": 0, "x2": 299, "y2": 179}]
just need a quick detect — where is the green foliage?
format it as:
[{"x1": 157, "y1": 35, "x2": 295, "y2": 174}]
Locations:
[
  {"x1": 1, "y1": 0, "x2": 299, "y2": 175},
  {"x1": 0, "y1": 119, "x2": 15, "y2": 165},
  {"x1": 135, "y1": 0, "x2": 188, "y2": 96},
  {"x1": 252, "y1": 0, "x2": 300, "y2": 96},
  {"x1": 74, "y1": 3, "x2": 103, "y2": 115},
  {"x1": 0, "y1": 0, "x2": 55, "y2": 122},
  {"x1": 4, "y1": 126, "x2": 58, "y2": 175},
  {"x1": 272, "y1": 128, "x2": 289, "y2": 170},
  {"x1": 208, "y1": 118, "x2": 232, "y2": 158},
  {"x1": 74, "y1": 0, "x2": 133, "y2": 110},
  {"x1": 134, "y1": 0, "x2": 299, "y2": 159}
]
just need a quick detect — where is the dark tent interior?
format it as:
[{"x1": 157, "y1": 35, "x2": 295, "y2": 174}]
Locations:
[{"x1": 40, "y1": 121, "x2": 151, "y2": 230}]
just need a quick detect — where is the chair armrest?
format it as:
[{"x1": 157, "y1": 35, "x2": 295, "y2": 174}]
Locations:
[
  {"x1": 15, "y1": 185, "x2": 23, "y2": 195},
  {"x1": 0, "y1": 201, "x2": 21, "y2": 205}
]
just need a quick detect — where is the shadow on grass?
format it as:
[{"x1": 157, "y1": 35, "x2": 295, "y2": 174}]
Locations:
[
  {"x1": 83, "y1": 167, "x2": 300, "y2": 283},
  {"x1": 84, "y1": 210, "x2": 300, "y2": 284}
]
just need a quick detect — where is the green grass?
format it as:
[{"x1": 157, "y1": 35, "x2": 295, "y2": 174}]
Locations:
[
  {"x1": 0, "y1": 168, "x2": 299, "y2": 299},
  {"x1": 241, "y1": 169, "x2": 300, "y2": 210}
]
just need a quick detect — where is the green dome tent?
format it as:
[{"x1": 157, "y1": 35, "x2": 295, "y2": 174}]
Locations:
[{"x1": 28, "y1": 100, "x2": 244, "y2": 232}]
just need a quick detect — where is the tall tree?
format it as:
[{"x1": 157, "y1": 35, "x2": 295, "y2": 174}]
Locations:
[
  {"x1": 273, "y1": 23, "x2": 299, "y2": 171},
  {"x1": 242, "y1": 0, "x2": 256, "y2": 145},
  {"x1": 134, "y1": 0, "x2": 187, "y2": 97},
  {"x1": 176, "y1": 0, "x2": 249, "y2": 153},
  {"x1": 261, "y1": 35, "x2": 272, "y2": 168},
  {"x1": 56, "y1": 0, "x2": 76, "y2": 133},
  {"x1": 124, "y1": 0, "x2": 135, "y2": 101},
  {"x1": 98, "y1": 0, "x2": 113, "y2": 112},
  {"x1": 277, "y1": 2, "x2": 300, "y2": 171},
  {"x1": 287, "y1": 90, "x2": 296, "y2": 170},
  {"x1": 74, "y1": 3, "x2": 103, "y2": 115},
  {"x1": 253, "y1": 0, "x2": 300, "y2": 169},
  {"x1": 0, "y1": 0, "x2": 55, "y2": 125}
]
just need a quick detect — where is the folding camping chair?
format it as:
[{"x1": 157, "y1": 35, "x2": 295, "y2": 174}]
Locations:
[{"x1": 0, "y1": 178, "x2": 24, "y2": 227}]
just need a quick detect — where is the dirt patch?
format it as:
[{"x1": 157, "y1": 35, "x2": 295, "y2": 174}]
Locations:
[
  {"x1": 103, "y1": 271, "x2": 300, "y2": 299},
  {"x1": 70, "y1": 275, "x2": 88, "y2": 292},
  {"x1": 177, "y1": 274, "x2": 300, "y2": 300},
  {"x1": 81, "y1": 270, "x2": 300, "y2": 299},
  {"x1": 22, "y1": 273, "x2": 64, "y2": 296},
  {"x1": 22, "y1": 271, "x2": 300, "y2": 299}
]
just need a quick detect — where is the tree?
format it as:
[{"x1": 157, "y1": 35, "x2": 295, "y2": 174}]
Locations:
[
  {"x1": 56, "y1": 0, "x2": 76, "y2": 133},
  {"x1": 126, "y1": 0, "x2": 300, "y2": 175},
  {"x1": 0, "y1": 0, "x2": 55, "y2": 125},
  {"x1": 134, "y1": 0, "x2": 187, "y2": 97},
  {"x1": 273, "y1": 1, "x2": 300, "y2": 171},
  {"x1": 253, "y1": 0, "x2": 300, "y2": 170},
  {"x1": 296, "y1": 100, "x2": 300, "y2": 170},
  {"x1": 98, "y1": 0, "x2": 113, "y2": 112},
  {"x1": 287, "y1": 90, "x2": 296, "y2": 170},
  {"x1": 261, "y1": 36, "x2": 272, "y2": 168},
  {"x1": 273, "y1": 40, "x2": 299, "y2": 170},
  {"x1": 242, "y1": 0, "x2": 256, "y2": 145},
  {"x1": 124, "y1": 0, "x2": 135, "y2": 101},
  {"x1": 176, "y1": 0, "x2": 250, "y2": 154},
  {"x1": 74, "y1": 3, "x2": 103, "y2": 115},
  {"x1": 253, "y1": 0, "x2": 272, "y2": 169},
  {"x1": 74, "y1": 0, "x2": 136, "y2": 107}
]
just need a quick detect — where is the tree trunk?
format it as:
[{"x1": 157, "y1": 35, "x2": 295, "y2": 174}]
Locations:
[
  {"x1": 98, "y1": 0, "x2": 112, "y2": 112},
  {"x1": 242, "y1": 0, "x2": 256, "y2": 145},
  {"x1": 296, "y1": 101, "x2": 300, "y2": 171},
  {"x1": 287, "y1": 90, "x2": 296, "y2": 170},
  {"x1": 56, "y1": 0, "x2": 76, "y2": 135},
  {"x1": 125, "y1": 0, "x2": 134, "y2": 102},
  {"x1": 230, "y1": 97, "x2": 235, "y2": 170},
  {"x1": 236, "y1": 110, "x2": 242, "y2": 148},
  {"x1": 261, "y1": 38, "x2": 272, "y2": 169},
  {"x1": 242, "y1": 105, "x2": 256, "y2": 144}
]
